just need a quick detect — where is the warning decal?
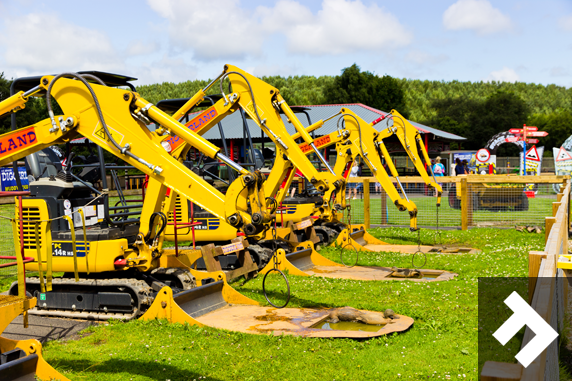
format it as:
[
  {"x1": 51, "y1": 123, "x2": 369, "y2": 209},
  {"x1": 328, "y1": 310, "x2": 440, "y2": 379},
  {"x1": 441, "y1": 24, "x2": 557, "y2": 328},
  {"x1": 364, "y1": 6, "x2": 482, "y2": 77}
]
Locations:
[
  {"x1": 556, "y1": 147, "x2": 572, "y2": 162},
  {"x1": 525, "y1": 146, "x2": 541, "y2": 161},
  {"x1": 93, "y1": 123, "x2": 125, "y2": 146}
]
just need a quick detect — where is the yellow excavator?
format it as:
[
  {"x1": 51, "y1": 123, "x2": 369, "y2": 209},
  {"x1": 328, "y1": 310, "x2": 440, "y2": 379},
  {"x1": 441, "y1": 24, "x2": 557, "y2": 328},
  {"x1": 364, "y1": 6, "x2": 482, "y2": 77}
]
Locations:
[
  {"x1": 0, "y1": 71, "x2": 418, "y2": 342},
  {"x1": 291, "y1": 107, "x2": 444, "y2": 251},
  {"x1": 152, "y1": 65, "x2": 349, "y2": 246},
  {"x1": 152, "y1": 66, "x2": 434, "y2": 249},
  {"x1": 1, "y1": 71, "x2": 274, "y2": 321}
]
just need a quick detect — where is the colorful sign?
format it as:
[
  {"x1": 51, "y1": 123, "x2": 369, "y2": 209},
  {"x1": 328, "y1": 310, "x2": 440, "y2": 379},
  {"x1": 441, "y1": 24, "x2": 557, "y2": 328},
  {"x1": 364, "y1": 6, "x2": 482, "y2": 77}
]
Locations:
[
  {"x1": 476, "y1": 149, "x2": 490, "y2": 163},
  {"x1": 0, "y1": 166, "x2": 29, "y2": 191},
  {"x1": 553, "y1": 147, "x2": 572, "y2": 192},
  {"x1": 519, "y1": 146, "x2": 544, "y2": 176},
  {"x1": 524, "y1": 146, "x2": 541, "y2": 162}
]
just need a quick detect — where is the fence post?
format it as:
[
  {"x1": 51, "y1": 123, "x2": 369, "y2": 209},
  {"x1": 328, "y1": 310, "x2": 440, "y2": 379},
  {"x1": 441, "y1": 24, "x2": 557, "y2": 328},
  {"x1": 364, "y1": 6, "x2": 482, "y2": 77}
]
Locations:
[
  {"x1": 552, "y1": 202, "x2": 561, "y2": 217},
  {"x1": 381, "y1": 188, "x2": 387, "y2": 225},
  {"x1": 461, "y1": 178, "x2": 469, "y2": 230},
  {"x1": 528, "y1": 251, "x2": 546, "y2": 303},
  {"x1": 545, "y1": 216, "x2": 556, "y2": 244},
  {"x1": 364, "y1": 179, "x2": 370, "y2": 229}
]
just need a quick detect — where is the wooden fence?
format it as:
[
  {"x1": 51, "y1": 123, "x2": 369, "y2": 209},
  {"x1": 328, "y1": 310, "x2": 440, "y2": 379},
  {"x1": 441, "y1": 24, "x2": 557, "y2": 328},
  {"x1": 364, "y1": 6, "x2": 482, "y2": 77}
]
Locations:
[
  {"x1": 346, "y1": 175, "x2": 569, "y2": 230},
  {"x1": 481, "y1": 179, "x2": 571, "y2": 380}
]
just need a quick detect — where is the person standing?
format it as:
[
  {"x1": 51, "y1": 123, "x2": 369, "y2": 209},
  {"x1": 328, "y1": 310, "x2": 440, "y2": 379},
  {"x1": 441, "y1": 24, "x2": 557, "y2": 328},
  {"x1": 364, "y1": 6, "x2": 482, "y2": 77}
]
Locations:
[
  {"x1": 432, "y1": 156, "x2": 445, "y2": 177},
  {"x1": 347, "y1": 160, "x2": 360, "y2": 199},
  {"x1": 455, "y1": 158, "x2": 465, "y2": 176}
]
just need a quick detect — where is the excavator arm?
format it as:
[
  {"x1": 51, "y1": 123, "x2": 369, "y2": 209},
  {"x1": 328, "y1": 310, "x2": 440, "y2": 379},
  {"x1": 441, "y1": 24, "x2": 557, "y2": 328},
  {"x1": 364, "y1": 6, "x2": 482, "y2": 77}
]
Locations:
[
  {"x1": 295, "y1": 112, "x2": 419, "y2": 230},
  {"x1": 372, "y1": 109, "x2": 442, "y2": 204},
  {"x1": 0, "y1": 75, "x2": 272, "y2": 242},
  {"x1": 153, "y1": 65, "x2": 348, "y2": 222}
]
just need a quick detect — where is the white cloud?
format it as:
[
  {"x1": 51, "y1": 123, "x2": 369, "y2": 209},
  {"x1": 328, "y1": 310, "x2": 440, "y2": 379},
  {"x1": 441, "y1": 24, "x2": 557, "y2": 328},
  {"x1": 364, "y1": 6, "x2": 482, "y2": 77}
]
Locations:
[
  {"x1": 130, "y1": 55, "x2": 198, "y2": 85},
  {"x1": 147, "y1": 0, "x2": 264, "y2": 60},
  {"x1": 405, "y1": 50, "x2": 449, "y2": 65},
  {"x1": 485, "y1": 67, "x2": 520, "y2": 83},
  {"x1": 559, "y1": 14, "x2": 572, "y2": 31},
  {"x1": 443, "y1": 0, "x2": 513, "y2": 35},
  {"x1": 147, "y1": 0, "x2": 413, "y2": 60},
  {"x1": 0, "y1": 12, "x2": 123, "y2": 76},
  {"x1": 127, "y1": 40, "x2": 161, "y2": 57},
  {"x1": 259, "y1": 0, "x2": 413, "y2": 55}
]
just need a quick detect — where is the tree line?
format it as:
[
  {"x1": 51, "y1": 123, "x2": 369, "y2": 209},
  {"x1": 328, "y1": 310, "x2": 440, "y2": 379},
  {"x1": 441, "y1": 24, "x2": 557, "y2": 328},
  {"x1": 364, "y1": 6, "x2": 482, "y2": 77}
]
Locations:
[{"x1": 1, "y1": 66, "x2": 570, "y2": 155}]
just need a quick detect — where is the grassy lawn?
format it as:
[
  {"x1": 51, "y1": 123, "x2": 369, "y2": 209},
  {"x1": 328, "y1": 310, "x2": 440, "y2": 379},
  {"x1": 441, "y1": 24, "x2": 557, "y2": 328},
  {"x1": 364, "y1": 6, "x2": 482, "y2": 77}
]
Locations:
[{"x1": 32, "y1": 227, "x2": 548, "y2": 381}]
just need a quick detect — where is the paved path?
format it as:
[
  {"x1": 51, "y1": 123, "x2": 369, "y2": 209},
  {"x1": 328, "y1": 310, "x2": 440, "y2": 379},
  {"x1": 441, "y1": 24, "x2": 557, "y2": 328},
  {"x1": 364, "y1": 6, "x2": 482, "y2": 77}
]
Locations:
[{"x1": 3, "y1": 315, "x2": 98, "y2": 343}]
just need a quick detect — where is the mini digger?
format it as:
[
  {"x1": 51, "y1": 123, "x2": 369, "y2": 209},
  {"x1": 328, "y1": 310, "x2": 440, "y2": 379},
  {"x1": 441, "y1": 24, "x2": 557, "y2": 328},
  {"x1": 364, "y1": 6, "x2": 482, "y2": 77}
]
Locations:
[
  {"x1": 0, "y1": 71, "x2": 417, "y2": 347},
  {"x1": 151, "y1": 65, "x2": 442, "y2": 251},
  {"x1": 1, "y1": 71, "x2": 277, "y2": 320}
]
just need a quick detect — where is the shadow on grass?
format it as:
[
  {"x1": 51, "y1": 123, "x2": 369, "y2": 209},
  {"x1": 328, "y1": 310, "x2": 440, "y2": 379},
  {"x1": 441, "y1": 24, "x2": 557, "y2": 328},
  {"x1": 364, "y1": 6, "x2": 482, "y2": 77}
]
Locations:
[
  {"x1": 52, "y1": 358, "x2": 224, "y2": 381},
  {"x1": 237, "y1": 285, "x2": 333, "y2": 309}
]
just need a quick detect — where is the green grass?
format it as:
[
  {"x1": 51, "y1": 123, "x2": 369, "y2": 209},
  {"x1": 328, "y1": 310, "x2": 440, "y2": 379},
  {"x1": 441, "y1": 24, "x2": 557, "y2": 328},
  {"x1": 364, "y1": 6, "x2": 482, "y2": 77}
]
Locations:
[{"x1": 37, "y1": 227, "x2": 545, "y2": 381}]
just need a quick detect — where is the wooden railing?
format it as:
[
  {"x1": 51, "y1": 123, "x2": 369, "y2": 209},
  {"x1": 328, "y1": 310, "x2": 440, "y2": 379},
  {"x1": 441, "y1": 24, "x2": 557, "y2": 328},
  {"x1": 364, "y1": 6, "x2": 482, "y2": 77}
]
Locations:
[{"x1": 481, "y1": 179, "x2": 571, "y2": 380}]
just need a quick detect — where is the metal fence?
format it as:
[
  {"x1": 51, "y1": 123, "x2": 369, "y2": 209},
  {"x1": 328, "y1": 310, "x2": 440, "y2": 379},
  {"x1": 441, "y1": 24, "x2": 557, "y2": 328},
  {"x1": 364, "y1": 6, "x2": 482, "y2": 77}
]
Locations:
[{"x1": 344, "y1": 175, "x2": 568, "y2": 230}]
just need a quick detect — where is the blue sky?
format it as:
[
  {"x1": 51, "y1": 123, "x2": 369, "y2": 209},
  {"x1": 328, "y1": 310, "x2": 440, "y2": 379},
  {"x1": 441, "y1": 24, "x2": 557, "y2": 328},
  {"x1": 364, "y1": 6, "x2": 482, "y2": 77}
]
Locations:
[{"x1": 0, "y1": 0, "x2": 571, "y2": 87}]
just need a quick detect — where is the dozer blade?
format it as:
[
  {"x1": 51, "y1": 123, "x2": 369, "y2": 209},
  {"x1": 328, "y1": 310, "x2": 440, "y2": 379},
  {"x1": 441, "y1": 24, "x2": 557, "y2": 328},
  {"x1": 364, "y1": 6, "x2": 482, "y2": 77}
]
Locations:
[
  {"x1": 259, "y1": 241, "x2": 457, "y2": 282},
  {"x1": 0, "y1": 296, "x2": 70, "y2": 381}
]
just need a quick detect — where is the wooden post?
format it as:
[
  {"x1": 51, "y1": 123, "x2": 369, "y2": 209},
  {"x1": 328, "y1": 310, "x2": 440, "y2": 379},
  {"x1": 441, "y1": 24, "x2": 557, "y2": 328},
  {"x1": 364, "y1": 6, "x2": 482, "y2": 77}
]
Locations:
[
  {"x1": 528, "y1": 251, "x2": 546, "y2": 303},
  {"x1": 552, "y1": 202, "x2": 561, "y2": 217},
  {"x1": 461, "y1": 178, "x2": 469, "y2": 230},
  {"x1": 363, "y1": 179, "x2": 370, "y2": 228},
  {"x1": 545, "y1": 216, "x2": 556, "y2": 244},
  {"x1": 381, "y1": 188, "x2": 387, "y2": 225},
  {"x1": 481, "y1": 361, "x2": 522, "y2": 381}
]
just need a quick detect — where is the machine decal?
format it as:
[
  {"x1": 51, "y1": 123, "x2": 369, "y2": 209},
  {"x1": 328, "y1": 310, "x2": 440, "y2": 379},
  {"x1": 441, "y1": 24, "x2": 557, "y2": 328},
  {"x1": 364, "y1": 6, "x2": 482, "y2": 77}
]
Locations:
[
  {"x1": 0, "y1": 127, "x2": 37, "y2": 156},
  {"x1": 221, "y1": 241, "x2": 244, "y2": 254},
  {"x1": 295, "y1": 219, "x2": 312, "y2": 230},
  {"x1": 164, "y1": 106, "x2": 220, "y2": 153},
  {"x1": 299, "y1": 135, "x2": 331, "y2": 153},
  {"x1": 245, "y1": 101, "x2": 264, "y2": 119},
  {"x1": 186, "y1": 107, "x2": 218, "y2": 132},
  {"x1": 193, "y1": 218, "x2": 220, "y2": 230},
  {"x1": 93, "y1": 123, "x2": 125, "y2": 145},
  {"x1": 52, "y1": 241, "x2": 90, "y2": 257},
  {"x1": 276, "y1": 205, "x2": 297, "y2": 215}
]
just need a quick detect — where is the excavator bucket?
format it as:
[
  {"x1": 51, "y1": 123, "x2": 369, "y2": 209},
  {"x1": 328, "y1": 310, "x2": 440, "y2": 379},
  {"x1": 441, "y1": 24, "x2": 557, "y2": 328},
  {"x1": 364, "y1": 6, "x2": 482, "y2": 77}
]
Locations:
[
  {"x1": 0, "y1": 295, "x2": 70, "y2": 381},
  {"x1": 334, "y1": 225, "x2": 480, "y2": 254},
  {"x1": 259, "y1": 241, "x2": 456, "y2": 282},
  {"x1": 141, "y1": 283, "x2": 415, "y2": 338},
  {"x1": 334, "y1": 224, "x2": 434, "y2": 253}
]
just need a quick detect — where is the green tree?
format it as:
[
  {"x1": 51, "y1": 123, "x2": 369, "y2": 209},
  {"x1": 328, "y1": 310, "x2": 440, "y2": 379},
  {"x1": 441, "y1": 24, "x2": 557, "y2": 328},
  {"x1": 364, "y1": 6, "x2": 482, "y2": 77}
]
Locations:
[
  {"x1": 424, "y1": 91, "x2": 530, "y2": 153},
  {"x1": 528, "y1": 110, "x2": 572, "y2": 152},
  {"x1": 323, "y1": 64, "x2": 408, "y2": 115}
]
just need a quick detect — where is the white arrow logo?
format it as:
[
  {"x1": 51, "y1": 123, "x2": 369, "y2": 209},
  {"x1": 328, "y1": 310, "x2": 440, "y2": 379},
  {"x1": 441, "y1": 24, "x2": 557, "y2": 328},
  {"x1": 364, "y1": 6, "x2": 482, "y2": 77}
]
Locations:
[{"x1": 493, "y1": 291, "x2": 558, "y2": 368}]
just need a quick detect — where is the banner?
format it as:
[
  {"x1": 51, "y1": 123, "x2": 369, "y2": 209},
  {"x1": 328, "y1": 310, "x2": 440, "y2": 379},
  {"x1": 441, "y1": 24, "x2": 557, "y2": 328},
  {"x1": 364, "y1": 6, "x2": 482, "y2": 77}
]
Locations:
[
  {"x1": 453, "y1": 152, "x2": 477, "y2": 173},
  {"x1": 0, "y1": 167, "x2": 29, "y2": 191}
]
